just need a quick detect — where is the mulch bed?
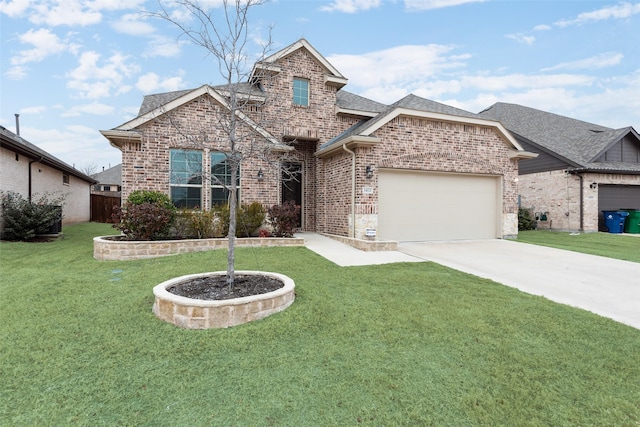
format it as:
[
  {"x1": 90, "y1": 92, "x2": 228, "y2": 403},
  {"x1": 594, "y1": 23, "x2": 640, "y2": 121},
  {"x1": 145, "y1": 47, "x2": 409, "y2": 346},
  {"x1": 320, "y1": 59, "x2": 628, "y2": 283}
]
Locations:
[{"x1": 167, "y1": 274, "x2": 284, "y2": 300}]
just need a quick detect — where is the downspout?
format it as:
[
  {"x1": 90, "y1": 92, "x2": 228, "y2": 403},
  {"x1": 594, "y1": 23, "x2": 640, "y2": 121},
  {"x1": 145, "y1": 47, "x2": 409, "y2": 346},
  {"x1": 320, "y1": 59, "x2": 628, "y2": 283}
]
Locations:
[
  {"x1": 342, "y1": 144, "x2": 356, "y2": 238},
  {"x1": 28, "y1": 157, "x2": 43, "y2": 202}
]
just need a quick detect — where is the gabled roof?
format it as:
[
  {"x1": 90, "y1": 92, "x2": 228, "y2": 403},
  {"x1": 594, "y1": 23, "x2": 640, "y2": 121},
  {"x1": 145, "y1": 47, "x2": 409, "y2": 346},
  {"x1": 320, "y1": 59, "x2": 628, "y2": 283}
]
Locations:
[
  {"x1": 101, "y1": 84, "x2": 286, "y2": 151},
  {"x1": 477, "y1": 102, "x2": 640, "y2": 173},
  {"x1": 318, "y1": 94, "x2": 534, "y2": 159},
  {"x1": 251, "y1": 38, "x2": 348, "y2": 89},
  {"x1": 0, "y1": 125, "x2": 96, "y2": 184}
]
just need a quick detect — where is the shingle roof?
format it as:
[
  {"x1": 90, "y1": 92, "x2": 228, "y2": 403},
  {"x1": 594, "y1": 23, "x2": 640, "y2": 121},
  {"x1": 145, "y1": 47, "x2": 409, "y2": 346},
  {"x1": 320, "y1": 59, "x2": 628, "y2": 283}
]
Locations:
[
  {"x1": 336, "y1": 90, "x2": 386, "y2": 114},
  {"x1": 477, "y1": 102, "x2": 636, "y2": 168},
  {"x1": 93, "y1": 164, "x2": 122, "y2": 185}
]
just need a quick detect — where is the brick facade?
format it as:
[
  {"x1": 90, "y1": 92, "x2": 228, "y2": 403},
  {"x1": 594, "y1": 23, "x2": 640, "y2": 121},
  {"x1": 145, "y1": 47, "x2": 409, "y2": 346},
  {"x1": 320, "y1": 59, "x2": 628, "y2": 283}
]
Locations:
[
  {"x1": 520, "y1": 170, "x2": 640, "y2": 232},
  {"x1": 105, "y1": 40, "x2": 526, "y2": 241}
]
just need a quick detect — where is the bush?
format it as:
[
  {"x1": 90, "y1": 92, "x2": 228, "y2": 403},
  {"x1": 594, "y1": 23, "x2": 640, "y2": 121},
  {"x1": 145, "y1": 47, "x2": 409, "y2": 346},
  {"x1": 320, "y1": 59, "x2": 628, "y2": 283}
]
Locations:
[
  {"x1": 179, "y1": 208, "x2": 223, "y2": 239},
  {"x1": 237, "y1": 202, "x2": 266, "y2": 237},
  {"x1": 268, "y1": 200, "x2": 300, "y2": 237},
  {"x1": 214, "y1": 202, "x2": 266, "y2": 238},
  {"x1": 518, "y1": 207, "x2": 537, "y2": 231},
  {"x1": 112, "y1": 190, "x2": 177, "y2": 240},
  {"x1": 1, "y1": 191, "x2": 65, "y2": 241}
]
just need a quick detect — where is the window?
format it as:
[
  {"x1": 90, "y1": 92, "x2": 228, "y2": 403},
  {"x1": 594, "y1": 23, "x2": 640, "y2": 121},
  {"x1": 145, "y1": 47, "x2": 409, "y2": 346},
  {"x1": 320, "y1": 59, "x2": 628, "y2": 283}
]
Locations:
[
  {"x1": 211, "y1": 152, "x2": 240, "y2": 206},
  {"x1": 293, "y1": 78, "x2": 309, "y2": 107},
  {"x1": 170, "y1": 149, "x2": 202, "y2": 208},
  {"x1": 63, "y1": 173, "x2": 69, "y2": 185}
]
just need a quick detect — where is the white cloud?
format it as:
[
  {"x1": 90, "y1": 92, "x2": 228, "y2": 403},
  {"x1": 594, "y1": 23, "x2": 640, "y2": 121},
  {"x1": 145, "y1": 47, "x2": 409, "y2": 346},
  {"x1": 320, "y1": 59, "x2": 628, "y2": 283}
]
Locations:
[
  {"x1": 0, "y1": 0, "x2": 31, "y2": 17},
  {"x1": 534, "y1": 24, "x2": 551, "y2": 31},
  {"x1": 5, "y1": 65, "x2": 27, "y2": 80},
  {"x1": 136, "y1": 72, "x2": 186, "y2": 93},
  {"x1": 21, "y1": 124, "x2": 121, "y2": 170},
  {"x1": 404, "y1": 0, "x2": 485, "y2": 11},
  {"x1": 505, "y1": 33, "x2": 535, "y2": 46},
  {"x1": 61, "y1": 102, "x2": 115, "y2": 117},
  {"x1": 10, "y1": 28, "x2": 67, "y2": 65},
  {"x1": 111, "y1": 12, "x2": 156, "y2": 35},
  {"x1": 329, "y1": 44, "x2": 468, "y2": 87},
  {"x1": 555, "y1": 2, "x2": 640, "y2": 28},
  {"x1": 144, "y1": 36, "x2": 186, "y2": 58},
  {"x1": 20, "y1": 105, "x2": 47, "y2": 114},
  {"x1": 320, "y1": 0, "x2": 381, "y2": 13},
  {"x1": 542, "y1": 52, "x2": 624, "y2": 72},
  {"x1": 29, "y1": 0, "x2": 102, "y2": 26},
  {"x1": 66, "y1": 51, "x2": 140, "y2": 99}
]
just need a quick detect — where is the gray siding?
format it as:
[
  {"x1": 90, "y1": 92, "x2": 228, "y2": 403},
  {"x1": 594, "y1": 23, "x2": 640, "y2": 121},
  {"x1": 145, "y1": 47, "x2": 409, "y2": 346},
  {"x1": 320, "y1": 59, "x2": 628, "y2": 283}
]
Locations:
[{"x1": 516, "y1": 138, "x2": 570, "y2": 175}]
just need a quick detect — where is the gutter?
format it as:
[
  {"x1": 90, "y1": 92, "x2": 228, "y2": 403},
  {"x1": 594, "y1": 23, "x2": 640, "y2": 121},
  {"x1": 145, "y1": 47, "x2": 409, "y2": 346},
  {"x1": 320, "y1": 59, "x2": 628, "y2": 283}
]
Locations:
[{"x1": 342, "y1": 144, "x2": 356, "y2": 238}]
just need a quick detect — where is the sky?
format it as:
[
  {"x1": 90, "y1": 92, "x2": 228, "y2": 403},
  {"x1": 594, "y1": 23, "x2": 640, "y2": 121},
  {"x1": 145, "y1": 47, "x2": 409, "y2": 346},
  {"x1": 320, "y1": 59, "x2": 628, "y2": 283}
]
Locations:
[{"x1": 1, "y1": 0, "x2": 639, "y2": 173}]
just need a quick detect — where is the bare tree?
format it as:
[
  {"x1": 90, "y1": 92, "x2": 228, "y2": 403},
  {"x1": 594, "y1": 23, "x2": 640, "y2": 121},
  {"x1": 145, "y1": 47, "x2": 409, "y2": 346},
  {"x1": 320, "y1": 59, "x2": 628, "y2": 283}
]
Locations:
[{"x1": 148, "y1": 0, "x2": 288, "y2": 287}]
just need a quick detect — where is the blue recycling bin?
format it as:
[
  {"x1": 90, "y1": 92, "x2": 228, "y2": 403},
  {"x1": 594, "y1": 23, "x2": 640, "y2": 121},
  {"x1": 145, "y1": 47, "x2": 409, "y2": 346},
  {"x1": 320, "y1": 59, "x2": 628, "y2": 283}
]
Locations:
[{"x1": 602, "y1": 211, "x2": 629, "y2": 234}]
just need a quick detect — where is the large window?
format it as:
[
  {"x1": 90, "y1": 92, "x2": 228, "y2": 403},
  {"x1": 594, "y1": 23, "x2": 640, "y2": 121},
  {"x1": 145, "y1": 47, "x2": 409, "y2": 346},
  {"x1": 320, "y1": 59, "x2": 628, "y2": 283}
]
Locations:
[
  {"x1": 170, "y1": 149, "x2": 202, "y2": 208},
  {"x1": 211, "y1": 152, "x2": 240, "y2": 206},
  {"x1": 293, "y1": 78, "x2": 309, "y2": 107}
]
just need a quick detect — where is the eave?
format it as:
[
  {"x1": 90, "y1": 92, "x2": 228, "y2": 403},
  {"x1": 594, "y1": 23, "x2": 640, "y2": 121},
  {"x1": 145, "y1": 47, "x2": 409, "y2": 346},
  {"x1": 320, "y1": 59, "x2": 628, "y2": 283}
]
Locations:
[
  {"x1": 99, "y1": 129, "x2": 142, "y2": 150},
  {"x1": 315, "y1": 135, "x2": 381, "y2": 159}
]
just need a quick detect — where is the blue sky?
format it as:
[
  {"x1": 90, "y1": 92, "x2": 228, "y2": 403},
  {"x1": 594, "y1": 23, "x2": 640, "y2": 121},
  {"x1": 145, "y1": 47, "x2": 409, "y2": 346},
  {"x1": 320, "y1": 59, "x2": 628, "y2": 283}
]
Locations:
[{"x1": 1, "y1": 0, "x2": 639, "y2": 172}]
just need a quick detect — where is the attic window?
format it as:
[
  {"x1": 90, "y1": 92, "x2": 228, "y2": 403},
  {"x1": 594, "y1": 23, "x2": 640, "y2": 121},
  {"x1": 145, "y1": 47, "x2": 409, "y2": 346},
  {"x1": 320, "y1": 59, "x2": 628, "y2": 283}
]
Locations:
[
  {"x1": 63, "y1": 173, "x2": 70, "y2": 185},
  {"x1": 293, "y1": 78, "x2": 309, "y2": 107}
]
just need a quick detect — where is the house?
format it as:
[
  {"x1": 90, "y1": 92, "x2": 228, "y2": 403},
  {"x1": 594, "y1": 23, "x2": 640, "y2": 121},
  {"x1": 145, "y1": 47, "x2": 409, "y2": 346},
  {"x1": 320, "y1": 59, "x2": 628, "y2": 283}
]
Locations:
[
  {"x1": 0, "y1": 124, "x2": 96, "y2": 225},
  {"x1": 100, "y1": 39, "x2": 535, "y2": 244},
  {"x1": 478, "y1": 103, "x2": 640, "y2": 232},
  {"x1": 92, "y1": 164, "x2": 122, "y2": 197}
]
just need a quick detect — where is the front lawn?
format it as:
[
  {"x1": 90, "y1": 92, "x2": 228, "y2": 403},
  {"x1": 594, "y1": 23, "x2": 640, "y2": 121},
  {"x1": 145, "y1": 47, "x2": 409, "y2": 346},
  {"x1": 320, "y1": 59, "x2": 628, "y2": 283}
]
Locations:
[
  {"x1": 517, "y1": 230, "x2": 640, "y2": 263},
  {"x1": 1, "y1": 223, "x2": 639, "y2": 425}
]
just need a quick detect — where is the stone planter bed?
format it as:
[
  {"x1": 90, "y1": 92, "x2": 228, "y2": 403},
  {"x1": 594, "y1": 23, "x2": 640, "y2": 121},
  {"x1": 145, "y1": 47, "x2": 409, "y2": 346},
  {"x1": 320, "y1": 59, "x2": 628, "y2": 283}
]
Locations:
[
  {"x1": 93, "y1": 235, "x2": 305, "y2": 261},
  {"x1": 153, "y1": 271, "x2": 295, "y2": 329}
]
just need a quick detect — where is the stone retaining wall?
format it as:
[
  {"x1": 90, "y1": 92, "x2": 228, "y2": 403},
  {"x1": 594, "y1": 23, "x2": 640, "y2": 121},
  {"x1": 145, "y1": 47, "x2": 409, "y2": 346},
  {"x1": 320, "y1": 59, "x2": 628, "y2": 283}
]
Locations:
[
  {"x1": 94, "y1": 236, "x2": 305, "y2": 261},
  {"x1": 152, "y1": 271, "x2": 295, "y2": 329}
]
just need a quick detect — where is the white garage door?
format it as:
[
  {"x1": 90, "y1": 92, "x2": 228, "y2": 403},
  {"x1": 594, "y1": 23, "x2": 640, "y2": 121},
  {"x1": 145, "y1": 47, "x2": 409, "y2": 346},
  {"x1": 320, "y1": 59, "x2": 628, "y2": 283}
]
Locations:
[{"x1": 378, "y1": 170, "x2": 501, "y2": 241}]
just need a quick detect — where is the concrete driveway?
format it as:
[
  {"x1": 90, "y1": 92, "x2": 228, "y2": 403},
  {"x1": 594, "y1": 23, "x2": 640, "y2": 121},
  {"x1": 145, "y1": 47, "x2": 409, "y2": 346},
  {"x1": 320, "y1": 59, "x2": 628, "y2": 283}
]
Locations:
[{"x1": 398, "y1": 239, "x2": 640, "y2": 330}]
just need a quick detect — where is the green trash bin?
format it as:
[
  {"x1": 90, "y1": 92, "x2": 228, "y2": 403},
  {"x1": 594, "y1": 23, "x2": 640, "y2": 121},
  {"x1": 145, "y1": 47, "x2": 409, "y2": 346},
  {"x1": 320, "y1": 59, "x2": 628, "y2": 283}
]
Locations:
[{"x1": 622, "y1": 209, "x2": 640, "y2": 234}]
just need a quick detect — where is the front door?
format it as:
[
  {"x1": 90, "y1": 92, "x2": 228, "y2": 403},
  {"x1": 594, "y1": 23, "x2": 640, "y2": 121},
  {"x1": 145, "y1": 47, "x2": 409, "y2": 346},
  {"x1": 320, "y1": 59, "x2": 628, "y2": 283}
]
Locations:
[{"x1": 281, "y1": 162, "x2": 302, "y2": 228}]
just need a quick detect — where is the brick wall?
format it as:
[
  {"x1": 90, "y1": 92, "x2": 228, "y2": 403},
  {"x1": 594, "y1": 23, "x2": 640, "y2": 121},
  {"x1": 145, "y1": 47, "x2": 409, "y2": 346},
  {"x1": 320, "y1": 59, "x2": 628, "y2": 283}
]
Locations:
[
  {"x1": 317, "y1": 117, "x2": 521, "y2": 239},
  {"x1": 520, "y1": 170, "x2": 640, "y2": 232}
]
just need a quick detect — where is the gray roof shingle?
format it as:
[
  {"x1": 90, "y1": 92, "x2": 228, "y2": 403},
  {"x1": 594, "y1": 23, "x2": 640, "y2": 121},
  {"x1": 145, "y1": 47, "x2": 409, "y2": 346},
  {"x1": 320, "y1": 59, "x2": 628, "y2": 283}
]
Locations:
[{"x1": 477, "y1": 102, "x2": 629, "y2": 166}]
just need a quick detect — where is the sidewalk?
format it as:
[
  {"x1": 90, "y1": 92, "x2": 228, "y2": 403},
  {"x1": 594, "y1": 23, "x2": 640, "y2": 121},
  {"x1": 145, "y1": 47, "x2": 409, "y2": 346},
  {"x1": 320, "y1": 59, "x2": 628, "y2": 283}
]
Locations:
[{"x1": 295, "y1": 232, "x2": 422, "y2": 267}]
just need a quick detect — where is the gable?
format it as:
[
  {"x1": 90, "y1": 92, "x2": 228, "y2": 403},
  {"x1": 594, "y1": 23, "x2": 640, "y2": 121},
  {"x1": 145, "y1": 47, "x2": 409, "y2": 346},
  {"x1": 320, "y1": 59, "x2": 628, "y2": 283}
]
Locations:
[
  {"x1": 595, "y1": 131, "x2": 640, "y2": 164},
  {"x1": 251, "y1": 39, "x2": 347, "y2": 89}
]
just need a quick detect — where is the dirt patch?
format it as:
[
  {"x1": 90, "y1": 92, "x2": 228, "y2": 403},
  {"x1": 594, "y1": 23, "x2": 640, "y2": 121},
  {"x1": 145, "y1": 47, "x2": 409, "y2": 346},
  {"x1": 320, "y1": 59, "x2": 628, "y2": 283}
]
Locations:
[{"x1": 167, "y1": 274, "x2": 284, "y2": 301}]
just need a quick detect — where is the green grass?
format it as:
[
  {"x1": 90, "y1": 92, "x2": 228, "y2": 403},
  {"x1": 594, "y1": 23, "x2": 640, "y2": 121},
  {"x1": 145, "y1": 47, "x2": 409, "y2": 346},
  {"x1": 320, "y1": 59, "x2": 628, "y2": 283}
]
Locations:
[
  {"x1": 518, "y1": 230, "x2": 640, "y2": 263},
  {"x1": 1, "y1": 223, "x2": 640, "y2": 426}
]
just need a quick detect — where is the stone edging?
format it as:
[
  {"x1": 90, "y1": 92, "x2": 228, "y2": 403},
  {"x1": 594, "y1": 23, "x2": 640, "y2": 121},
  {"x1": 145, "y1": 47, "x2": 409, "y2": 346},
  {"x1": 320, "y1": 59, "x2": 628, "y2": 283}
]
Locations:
[
  {"x1": 93, "y1": 235, "x2": 305, "y2": 261},
  {"x1": 319, "y1": 233, "x2": 398, "y2": 251},
  {"x1": 152, "y1": 271, "x2": 295, "y2": 329}
]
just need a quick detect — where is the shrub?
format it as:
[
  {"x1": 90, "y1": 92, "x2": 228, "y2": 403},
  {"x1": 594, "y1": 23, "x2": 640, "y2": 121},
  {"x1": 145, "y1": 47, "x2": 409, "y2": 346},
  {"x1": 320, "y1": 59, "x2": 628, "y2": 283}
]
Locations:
[
  {"x1": 214, "y1": 202, "x2": 266, "y2": 238},
  {"x1": 518, "y1": 207, "x2": 537, "y2": 231},
  {"x1": 268, "y1": 200, "x2": 300, "y2": 237},
  {"x1": 237, "y1": 202, "x2": 266, "y2": 237},
  {"x1": 1, "y1": 191, "x2": 65, "y2": 241},
  {"x1": 183, "y1": 208, "x2": 222, "y2": 238},
  {"x1": 112, "y1": 190, "x2": 177, "y2": 240}
]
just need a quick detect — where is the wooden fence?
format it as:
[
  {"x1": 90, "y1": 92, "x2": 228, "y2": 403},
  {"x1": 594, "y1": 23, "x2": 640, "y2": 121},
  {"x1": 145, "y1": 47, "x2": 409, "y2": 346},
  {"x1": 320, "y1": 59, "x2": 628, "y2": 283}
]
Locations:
[{"x1": 91, "y1": 194, "x2": 121, "y2": 223}]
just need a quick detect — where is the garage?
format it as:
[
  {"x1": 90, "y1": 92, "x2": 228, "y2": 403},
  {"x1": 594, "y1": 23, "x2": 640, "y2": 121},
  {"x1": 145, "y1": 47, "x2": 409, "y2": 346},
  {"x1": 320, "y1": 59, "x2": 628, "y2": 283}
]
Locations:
[
  {"x1": 378, "y1": 170, "x2": 502, "y2": 241},
  {"x1": 598, "y1": 184, "x2": 640, "y2": 230}
]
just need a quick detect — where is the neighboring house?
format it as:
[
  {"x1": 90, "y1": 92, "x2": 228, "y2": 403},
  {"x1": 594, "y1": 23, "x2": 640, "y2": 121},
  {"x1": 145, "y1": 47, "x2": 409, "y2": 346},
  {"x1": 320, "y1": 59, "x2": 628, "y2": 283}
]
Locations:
[
  {"x1": 478, "y1": 103, "x2": 640, "y2": 232},
  {"x1": 92, "y1": 164, "x2": 122, "y2": 197},
  {"x1": 100, "y1": 39, "x2": 535, "y2": 243},
  {"x1": 0, "y1": 124, "x2": 96, "y2": 224}
]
